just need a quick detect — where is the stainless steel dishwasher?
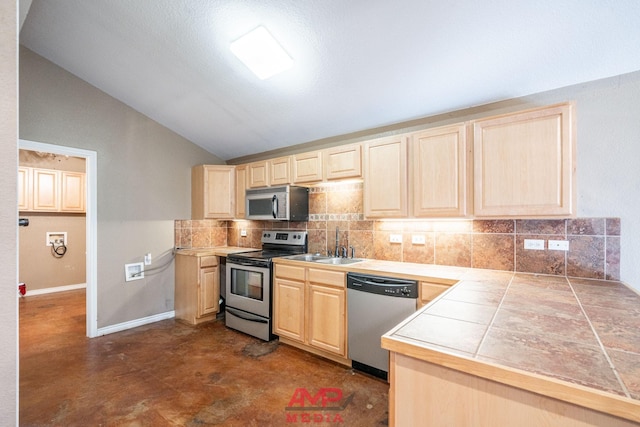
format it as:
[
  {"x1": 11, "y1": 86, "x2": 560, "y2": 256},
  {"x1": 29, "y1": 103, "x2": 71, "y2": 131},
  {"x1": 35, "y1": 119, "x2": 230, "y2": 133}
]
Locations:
[{"x1": 347, "y1": 272, "x2": 418, "y2": 380}]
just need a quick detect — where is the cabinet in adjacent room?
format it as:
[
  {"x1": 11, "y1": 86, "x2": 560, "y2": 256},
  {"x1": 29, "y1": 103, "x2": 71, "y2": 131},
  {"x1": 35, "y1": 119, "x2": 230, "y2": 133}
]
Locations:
[
  {"x1": 191, "y1": 165, "x2": 235, "y2": 219},
  {"x1": 473, "y1": 103, "x2": 576, "y2": 217},
  {"x1": 175, "y1": 253, "x2": 220, "y2": 325},
  {"x1": 19, "y1": 167, "x2": 86, "y2": 213}
]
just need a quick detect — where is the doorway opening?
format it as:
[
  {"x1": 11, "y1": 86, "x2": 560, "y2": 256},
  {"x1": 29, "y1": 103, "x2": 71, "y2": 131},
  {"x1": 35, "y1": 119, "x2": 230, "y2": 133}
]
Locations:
[{"x1": 18, "y1": 139, "x2": 98, "y2": 337}]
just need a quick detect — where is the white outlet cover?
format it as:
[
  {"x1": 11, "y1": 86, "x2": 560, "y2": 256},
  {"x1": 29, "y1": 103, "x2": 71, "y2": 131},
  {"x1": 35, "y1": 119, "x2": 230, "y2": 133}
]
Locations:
[
  {"x1": 390, "y1": 234, "x2": 402, "y2": 243},
  {"x1": 524, "y1": 239, "x2": 545, "y2": 250},
  {"x1": 125, "y1": 262, "x2": 144, "y2": 282},
  {"x1": 548, "y1": 240, "x2": 570, "y2": 251},
  {"x1": 240, "y1": 229, "x2": 247, "y2": 237},
  {"x1": 411, "y1": 235, "x2": 426, "y2": 245}
]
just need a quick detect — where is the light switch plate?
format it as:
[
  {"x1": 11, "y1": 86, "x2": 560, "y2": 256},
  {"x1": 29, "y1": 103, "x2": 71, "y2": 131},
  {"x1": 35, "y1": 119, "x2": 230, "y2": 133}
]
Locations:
[{"x1": 390, "y1": 234, "x2": 402, "y2": 243}]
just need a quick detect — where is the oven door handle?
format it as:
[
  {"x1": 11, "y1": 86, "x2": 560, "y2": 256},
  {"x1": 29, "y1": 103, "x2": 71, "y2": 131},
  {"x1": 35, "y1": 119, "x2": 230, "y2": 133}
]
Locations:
[
  {"x1": 228, "y1": 259, "x2": 264, "y2": 268},
  {"x1": 226, "y1": 307, "x2": 268, "y2": 324}
]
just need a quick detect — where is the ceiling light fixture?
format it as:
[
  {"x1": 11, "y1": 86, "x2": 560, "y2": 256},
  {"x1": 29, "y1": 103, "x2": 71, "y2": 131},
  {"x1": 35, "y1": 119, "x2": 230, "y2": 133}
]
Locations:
[{"x1": 230, "y1": 26, "x2": 293, "y2": 80}]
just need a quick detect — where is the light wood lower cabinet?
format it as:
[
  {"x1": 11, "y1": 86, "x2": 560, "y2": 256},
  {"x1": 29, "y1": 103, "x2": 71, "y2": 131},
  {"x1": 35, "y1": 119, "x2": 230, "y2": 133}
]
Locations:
[
  {"x1": 175, "y1": 254, "x2": 220, "y2": 325},
  {"x1": 273, "y1": 264, "x2": 347, "y2": 361},
  {"x1": 388, "y1": 352, "x2": 636, "y2": 427}
]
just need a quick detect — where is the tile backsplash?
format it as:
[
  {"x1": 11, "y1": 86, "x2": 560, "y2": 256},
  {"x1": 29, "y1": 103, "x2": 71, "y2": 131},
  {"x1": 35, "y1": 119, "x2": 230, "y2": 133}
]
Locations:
[{"x1": 175, "y1": 182, "x2": 621, "y2": 281}]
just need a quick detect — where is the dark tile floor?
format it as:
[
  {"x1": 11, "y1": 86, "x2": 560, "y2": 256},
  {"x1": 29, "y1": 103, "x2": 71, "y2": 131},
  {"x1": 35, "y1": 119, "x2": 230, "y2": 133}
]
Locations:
[{"x1": 20, "y1": 290, "x2": 389, "y2": 426}]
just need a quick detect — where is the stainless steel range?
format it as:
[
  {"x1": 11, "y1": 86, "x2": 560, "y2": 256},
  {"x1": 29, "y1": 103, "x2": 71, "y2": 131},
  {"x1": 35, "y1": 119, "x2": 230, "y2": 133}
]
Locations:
[{"x1": 225, "y1": 230, "x2": 308, "y2": 340}]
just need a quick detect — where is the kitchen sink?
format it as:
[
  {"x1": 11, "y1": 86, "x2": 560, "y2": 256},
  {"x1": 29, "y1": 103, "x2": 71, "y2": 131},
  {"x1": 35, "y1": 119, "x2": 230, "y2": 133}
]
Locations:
[
  {"x1": 314, "y1": 257, "x2": 364, "y2": 265},
  {"x1": 284, "y1": 254, "x2": 332, "y2": 262},
  {"x1": 283, "y1": 254, "x2": 364, "y2": 265}
]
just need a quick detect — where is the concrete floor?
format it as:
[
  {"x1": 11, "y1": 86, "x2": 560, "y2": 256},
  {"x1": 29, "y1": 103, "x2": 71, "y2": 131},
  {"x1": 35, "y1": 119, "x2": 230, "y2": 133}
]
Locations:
[{"x1": 19, "y1": 290, "x2": 389, "y2": 426}]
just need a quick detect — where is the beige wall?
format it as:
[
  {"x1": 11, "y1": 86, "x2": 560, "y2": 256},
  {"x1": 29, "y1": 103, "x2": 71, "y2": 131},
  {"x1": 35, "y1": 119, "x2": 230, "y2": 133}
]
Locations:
[
  {"x1": 19, "y1": 46, "x2": 224, "y2": 328},
  {"x1": 0, "y1": 0, "x2": 18, "y2": 423},
  {"x1": 19, "y1": 214, "x2": 86, "y2": 290}
]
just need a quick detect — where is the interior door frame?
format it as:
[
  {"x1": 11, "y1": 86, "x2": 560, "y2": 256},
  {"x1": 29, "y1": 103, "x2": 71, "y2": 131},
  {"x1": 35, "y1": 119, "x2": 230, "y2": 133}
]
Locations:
[{"x1": 18, "y1": 139, "x2": 98, "y2": 338}]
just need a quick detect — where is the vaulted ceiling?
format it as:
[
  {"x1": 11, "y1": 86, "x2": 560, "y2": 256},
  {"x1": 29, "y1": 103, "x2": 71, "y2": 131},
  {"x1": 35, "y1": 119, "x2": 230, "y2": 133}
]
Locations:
[{"x1": 19, "y1": 0, "x2": 640, "y2": 161}]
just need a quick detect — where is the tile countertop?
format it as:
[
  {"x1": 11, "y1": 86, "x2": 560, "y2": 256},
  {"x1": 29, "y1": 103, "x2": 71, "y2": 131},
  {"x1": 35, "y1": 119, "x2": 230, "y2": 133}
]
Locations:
[{"x1": 381, "y1": 268, "x2": 640, "y2": 424}]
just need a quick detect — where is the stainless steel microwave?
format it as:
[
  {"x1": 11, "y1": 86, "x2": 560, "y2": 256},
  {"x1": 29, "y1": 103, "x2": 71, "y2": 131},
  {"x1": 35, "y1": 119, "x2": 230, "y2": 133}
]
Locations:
[{"x1": 245, "y1": 185, "x2": 309, "y2": 221}]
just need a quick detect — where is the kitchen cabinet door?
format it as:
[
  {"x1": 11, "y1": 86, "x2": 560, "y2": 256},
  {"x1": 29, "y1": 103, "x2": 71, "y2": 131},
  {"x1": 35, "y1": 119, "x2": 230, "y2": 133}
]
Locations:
[
  {"x1": 32, "y1": 168, "x2": 60, "y2": 211},
  {"x1": 293, "y1": 151, "x2": 323, "y2": 183},
  {"x1": 235, "y1": 165, "x2": 247, "y2": 219},
  {"x1": 191, "y1": 165, "x2": 235, "y2": 219},
  {"x1": 175, "y1": 254, "x2": 219, "y2": 325},
  {"x1": 248, "y1": 160, "x2": 269, "y2": 188},
  {"x1": 273, "y1": 277, "x2": 306, "y2": 342},
  {"x1": 411, "y1": 124, "x2": 470, "y2": 217},
  {"x1": 473, "y1": 103, "x2": 576, "y2": 217},
  {"x1": 18, "y1": 167, "x2": 31, "y2": 211},
  {"x1": 61, "y1": 171, "x2": 86, "y2": 212},
  {"x1": 324, "y1": 143, "x2": 362, "y2": 180},
  {"x1": 269, "y1": 156, "x2": 292, "y2": 186},
  {"x1": 307, "y1": 284, "x2": 346, "y2": 357},
  {"x1": 198, "y1": 264, "x2": 219, "y2": 317},
  {"x1": 364, "y1": 135, "x2": 408, "y2": 218}
]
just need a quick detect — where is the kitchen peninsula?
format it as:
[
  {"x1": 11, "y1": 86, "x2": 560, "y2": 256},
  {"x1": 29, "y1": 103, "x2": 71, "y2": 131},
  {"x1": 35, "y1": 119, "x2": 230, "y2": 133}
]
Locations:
[{"x1": 382, "y1": 269, "x2": 640, "y2": 426}]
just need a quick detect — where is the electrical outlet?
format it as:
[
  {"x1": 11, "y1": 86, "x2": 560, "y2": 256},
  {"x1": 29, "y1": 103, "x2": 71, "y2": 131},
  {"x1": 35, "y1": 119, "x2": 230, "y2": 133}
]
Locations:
[
  {"x1": 548, "y1": 240, "x2": 569, "y2": 251},
  {"x1": 240, "y1": 229, "x2": 247, "y2": 237},
  {"x1": 411, "y1": 235, "x2": 426, "y2": 245},
  {"x1": 524, "y1": 239, "x2": 545, "y2": 250},
  {"x1": 144, "y1": 253, "x2": 152, "y2": 265},
  {"x1": 390, "y1": 234, "x2": 402, "y2": 243},
  {"x1": 125, "y1": 262, "x2": 144, "y2": 282}
]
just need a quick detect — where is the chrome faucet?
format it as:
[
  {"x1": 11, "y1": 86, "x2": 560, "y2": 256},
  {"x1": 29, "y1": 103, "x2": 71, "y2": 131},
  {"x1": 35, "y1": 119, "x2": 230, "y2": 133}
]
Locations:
[{"x1": 350, "y1": 246, "x2": 356, "y2": 259}]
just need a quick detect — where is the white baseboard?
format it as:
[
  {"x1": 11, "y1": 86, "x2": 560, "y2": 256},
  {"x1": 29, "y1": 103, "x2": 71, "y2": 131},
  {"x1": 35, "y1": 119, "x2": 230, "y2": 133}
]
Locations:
[
  {"x1": 96, "y1": 311, "x2": 176, "y2": 336},
  {"x1": 23, "y1": 283, "x2": 86, "y2": 296}
]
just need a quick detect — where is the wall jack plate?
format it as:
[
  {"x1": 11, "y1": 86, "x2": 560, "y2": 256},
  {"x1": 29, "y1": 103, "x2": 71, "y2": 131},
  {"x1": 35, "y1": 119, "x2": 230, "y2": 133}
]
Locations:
[
  {"x1": 46, "y1": 231, "x2": 67, "y2": 246},
  {"x1": 390, "y1": 234, "x2": 402, "y2": 243},
  {"x1": 548, "y1": 240, "x2": 570, "y2": 251},
  {"x1": 125, "y1": 262, "x2": 144, "y2": 282}
]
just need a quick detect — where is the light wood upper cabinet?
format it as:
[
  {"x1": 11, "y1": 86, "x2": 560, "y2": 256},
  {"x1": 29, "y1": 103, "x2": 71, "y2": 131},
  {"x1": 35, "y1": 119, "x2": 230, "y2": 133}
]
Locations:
[
  {"x1": 33, "y1": 168, "x2": 60, "y2": 211},
  {"x1": 234, "y1": 165, "x2": 247, "y2": 219},
  {"x1": 293, "y1": 151, "x2": 323, "y2": 183},
  {"x1": 21, "y1": 167, "x2": 86, "y2": 213},
  {"x1": 473, "y1": 103, "x2": 576, "y2": 217},
  {"x1": 191, "y1": 165, "x2": 235, "y2": 219},
  {"x1": 61, "y1": 171, "x2": 86, "y2": 212},
  {"x1": 18, "y1": 167, "x2": 31, "y2": 211},
  {"x1": 269, "y1": 156, "x2": 291, "y2": 186},
  {"x1": 248, "y1": 160, "x2": 269, "y2": 188},
  {"x1": 364, "y1": 135, "x2": 409, "y2": 218},
  {"x1": 324, "y1": 143, "x2": 362, "y2": 180},
  {"x1": 411, "y1": 124, "x2": 470, "y2": 217}
]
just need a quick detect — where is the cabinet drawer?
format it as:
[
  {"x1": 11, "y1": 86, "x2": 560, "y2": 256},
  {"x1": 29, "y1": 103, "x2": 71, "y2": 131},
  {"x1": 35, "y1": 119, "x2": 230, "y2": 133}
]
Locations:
[
  {"x1": 308, "y1": 268, "x2": 345, "y2": 288},
  {"x1": 275, "y1": 264, "x2": 306, "y2": 281},
  {"x1": 200, "y1": 256, "x2": 218, "y2": 268}
]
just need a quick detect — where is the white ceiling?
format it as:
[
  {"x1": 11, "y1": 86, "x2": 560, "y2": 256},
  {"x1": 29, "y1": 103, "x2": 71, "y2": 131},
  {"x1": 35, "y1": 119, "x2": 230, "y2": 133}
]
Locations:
[{"x1": 19, "y1": 0, "x2": 640, "y2": 161}]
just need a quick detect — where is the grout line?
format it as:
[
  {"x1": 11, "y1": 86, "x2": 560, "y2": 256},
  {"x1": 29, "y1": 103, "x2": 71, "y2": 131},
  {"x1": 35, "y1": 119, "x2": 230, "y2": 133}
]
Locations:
[
  {"x1": 473, "y1": 273, "x2": 515, "y2": 357},
  {"x1": 566, "y1": 278, "x2": 632, "y2": 399}
]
